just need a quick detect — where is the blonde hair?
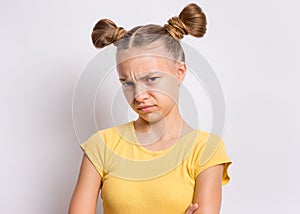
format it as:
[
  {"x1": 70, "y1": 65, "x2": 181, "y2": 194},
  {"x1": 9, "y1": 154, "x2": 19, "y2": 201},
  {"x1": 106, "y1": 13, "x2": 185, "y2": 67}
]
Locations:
[{"x1": 91, "y1": 3, "x2": 207, "y2": 62}]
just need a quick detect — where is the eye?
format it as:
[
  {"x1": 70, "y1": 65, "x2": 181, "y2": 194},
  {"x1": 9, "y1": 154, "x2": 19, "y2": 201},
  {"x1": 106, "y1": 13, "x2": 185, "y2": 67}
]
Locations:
[
  {"x1": 122, "y1": 81, "x2": 134, "y2": 87},
  {"x1": 146, "y1": 77, "x2": 159, "y2": 83}
]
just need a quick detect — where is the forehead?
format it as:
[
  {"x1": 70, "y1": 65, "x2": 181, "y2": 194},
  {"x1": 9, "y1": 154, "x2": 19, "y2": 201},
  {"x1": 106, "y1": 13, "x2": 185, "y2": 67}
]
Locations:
[{"x1": 117, "y1": 55, "x2": 175, "y2": 78}]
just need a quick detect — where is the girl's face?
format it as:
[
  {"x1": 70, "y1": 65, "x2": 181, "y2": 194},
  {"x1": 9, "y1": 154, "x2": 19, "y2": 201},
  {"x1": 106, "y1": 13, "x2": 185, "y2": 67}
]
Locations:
[{"x1": 117, "y1": 55, "x2": 186, "y2": 123}]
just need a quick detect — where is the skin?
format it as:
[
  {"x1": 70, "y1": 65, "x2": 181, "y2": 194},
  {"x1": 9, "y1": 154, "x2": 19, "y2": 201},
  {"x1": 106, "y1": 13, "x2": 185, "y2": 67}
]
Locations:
[
  {"x1": 117, "y1": 55, "x2": 191, "y2": 148},
  {"x1": 68, "y1": 55, "x2": 224, "y2": 214},
  {"x1": 69, "y1": 155, "x2": 101, "y2": 214}
]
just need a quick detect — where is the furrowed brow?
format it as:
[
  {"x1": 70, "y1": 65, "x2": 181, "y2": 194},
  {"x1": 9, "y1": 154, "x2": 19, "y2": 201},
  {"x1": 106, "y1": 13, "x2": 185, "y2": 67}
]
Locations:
[
  {"x1": 139, "y1": 71, "x2": 161, "y2": 80},
  {"x1": 119, "y1": 71, "x2": 161, "y2": 82}
]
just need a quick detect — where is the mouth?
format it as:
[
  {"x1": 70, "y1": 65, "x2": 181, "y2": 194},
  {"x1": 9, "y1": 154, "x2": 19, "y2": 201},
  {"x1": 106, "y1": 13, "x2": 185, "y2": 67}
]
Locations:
[{"x1": 137, "y1": 105, "x2": 156, "y2": 113}]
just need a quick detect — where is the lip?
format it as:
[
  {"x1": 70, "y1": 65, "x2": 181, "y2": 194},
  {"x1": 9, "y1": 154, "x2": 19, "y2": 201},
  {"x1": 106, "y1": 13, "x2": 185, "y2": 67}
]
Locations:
[{"x1": 137, "y1": 105, "x2": 156, "y2": 112}]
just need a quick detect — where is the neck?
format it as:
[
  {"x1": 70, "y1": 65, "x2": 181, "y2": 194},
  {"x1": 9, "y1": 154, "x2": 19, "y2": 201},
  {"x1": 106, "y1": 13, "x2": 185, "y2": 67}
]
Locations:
[{"x1": 134, "y1": 106, "x2": 193, "y2": 146}]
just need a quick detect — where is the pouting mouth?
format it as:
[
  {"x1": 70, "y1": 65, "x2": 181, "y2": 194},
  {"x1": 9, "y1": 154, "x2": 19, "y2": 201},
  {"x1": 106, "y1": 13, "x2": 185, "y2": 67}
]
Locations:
[
  {"x1": 137, "y1": 105, "x2": 155, "y2": 110},
  {"x1": 136, "y1": 105, "x2": 157, "y2": 112}
]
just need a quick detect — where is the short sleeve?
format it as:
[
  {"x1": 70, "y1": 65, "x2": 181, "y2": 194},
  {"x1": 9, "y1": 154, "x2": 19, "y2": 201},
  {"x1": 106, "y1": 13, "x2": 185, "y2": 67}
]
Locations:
[
  {"x1": 193, "y1": 134, "x2": 232, "y2": 186},
  {"x1": 80, "y1": 131, "x2": 105, "y2": 177}
]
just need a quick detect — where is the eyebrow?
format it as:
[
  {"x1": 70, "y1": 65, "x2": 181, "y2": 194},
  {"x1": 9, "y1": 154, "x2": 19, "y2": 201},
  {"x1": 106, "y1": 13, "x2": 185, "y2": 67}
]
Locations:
[{"x1": 119, "y1": 71, "x2": 162, "y2": 82}]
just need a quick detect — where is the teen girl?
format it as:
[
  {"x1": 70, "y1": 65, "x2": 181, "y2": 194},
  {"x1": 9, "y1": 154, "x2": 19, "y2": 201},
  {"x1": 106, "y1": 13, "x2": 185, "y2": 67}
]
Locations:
[{"x1": 69, "y1": 3, "x2": 232, "y2": 214}]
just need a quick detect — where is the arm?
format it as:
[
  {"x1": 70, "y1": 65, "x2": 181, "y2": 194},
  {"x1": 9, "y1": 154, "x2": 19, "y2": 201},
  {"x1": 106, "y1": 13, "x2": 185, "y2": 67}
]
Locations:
[
  {"x1": 192, "y1": 164, "x2": 224, "y2": 214},
  {"x1": 69, "y1": 154, "x2": 102, "y2": 214}
]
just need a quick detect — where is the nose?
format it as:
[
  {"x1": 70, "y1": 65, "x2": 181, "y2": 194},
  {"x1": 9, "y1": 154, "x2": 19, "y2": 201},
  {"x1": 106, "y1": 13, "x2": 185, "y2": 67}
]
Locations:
[{"x1": 134, "y1": 83, "x2": 150, "y2": 102}]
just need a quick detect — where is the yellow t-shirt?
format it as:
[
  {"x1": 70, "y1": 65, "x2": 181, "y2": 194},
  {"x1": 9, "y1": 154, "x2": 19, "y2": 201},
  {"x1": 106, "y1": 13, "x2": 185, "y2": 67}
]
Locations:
[{"x1": 80, "y1": 121, "x2": 232, "y2": 214}]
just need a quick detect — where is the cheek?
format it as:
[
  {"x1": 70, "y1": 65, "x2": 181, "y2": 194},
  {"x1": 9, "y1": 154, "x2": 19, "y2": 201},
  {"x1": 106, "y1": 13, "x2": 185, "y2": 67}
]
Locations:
[
  {"x1": 122, "y1": 89, "x2": 135, "y2": 104},
  {"x1": 154, "y1": 77, "x2": 179, "y2": 101}
]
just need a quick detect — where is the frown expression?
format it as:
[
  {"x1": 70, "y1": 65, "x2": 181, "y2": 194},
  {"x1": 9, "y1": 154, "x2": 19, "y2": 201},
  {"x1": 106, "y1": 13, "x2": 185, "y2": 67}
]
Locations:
[{"x1": 117, "y1": 55, "x2": 186, "y2": 122}]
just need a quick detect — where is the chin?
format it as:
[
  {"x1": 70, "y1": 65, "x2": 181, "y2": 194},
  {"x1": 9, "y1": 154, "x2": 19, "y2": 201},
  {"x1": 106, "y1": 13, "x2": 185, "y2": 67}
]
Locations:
[{"x1": 139, "y1": 112, "x2": 166, "y2": 123}]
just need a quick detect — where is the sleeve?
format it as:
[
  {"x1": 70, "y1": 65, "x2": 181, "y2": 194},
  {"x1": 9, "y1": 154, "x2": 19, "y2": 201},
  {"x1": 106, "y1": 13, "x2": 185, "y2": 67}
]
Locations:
[
  {"x1": 80, "y1": 131, "x2": 106, "y2": 177},
  {"x1": 193, "y1": 134, "x2": 232, "y2": 186}
]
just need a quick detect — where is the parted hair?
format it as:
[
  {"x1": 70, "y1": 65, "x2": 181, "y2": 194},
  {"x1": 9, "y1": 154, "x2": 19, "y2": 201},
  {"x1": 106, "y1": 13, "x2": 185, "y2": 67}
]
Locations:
[{"x1": 91, "y1": 3, "x2": 207, "y2": 62}]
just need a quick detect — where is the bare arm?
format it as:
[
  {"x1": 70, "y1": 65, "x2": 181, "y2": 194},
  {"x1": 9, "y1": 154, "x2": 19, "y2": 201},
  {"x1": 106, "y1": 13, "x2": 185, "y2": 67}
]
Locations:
[
  {"x1": 192, "y1": 164, "x2": 224, "y2": 214},
  {"x1": 69, "y1": 154, "x2": 102, "y2": 214}
]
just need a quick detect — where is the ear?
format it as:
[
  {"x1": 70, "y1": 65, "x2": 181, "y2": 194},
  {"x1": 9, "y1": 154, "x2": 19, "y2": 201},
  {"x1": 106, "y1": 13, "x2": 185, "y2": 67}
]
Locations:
[{"x1": 175, "y1": 62, "x2": 187, "y2": 85}]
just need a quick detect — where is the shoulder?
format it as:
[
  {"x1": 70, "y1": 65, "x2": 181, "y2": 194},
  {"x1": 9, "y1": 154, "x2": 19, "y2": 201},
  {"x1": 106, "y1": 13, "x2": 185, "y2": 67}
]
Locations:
[
  {"x1": 191, "y1": 129, "x2": 223, "y2": 150},
  {"x1": 190, "y1": 129, "x2": 232, "y2": 184},
  {"x1": 99, "y1": 121, "x2": 133, "y2": 142},
  {"x1": 81, "y1": 121, "x2": 134, "y2": 149},
  {"x1": 183, "y1": 129, "x2": 224, "y2": 162},
  {"x1": 192, "y1": 130, "x2": 229, "y2": 161}
]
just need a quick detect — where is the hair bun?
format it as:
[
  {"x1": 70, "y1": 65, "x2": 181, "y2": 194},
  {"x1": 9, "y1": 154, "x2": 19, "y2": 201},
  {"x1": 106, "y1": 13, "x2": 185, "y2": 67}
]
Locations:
[
  {"x1": 164, "y1": 16, "x2": 187, "y2": 40},
  {"x1": 91, "y1": 19, "x2": 127, "y2": 48},
  {"x1": 164, "y1": 3, "x2": 207, "y2": 40}
]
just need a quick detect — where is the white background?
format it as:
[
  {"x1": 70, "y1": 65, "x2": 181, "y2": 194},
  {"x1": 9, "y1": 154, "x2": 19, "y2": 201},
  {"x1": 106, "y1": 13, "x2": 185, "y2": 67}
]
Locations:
[{"x1": 1, "y1": 0, "x2": 299, "y2": 213}]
